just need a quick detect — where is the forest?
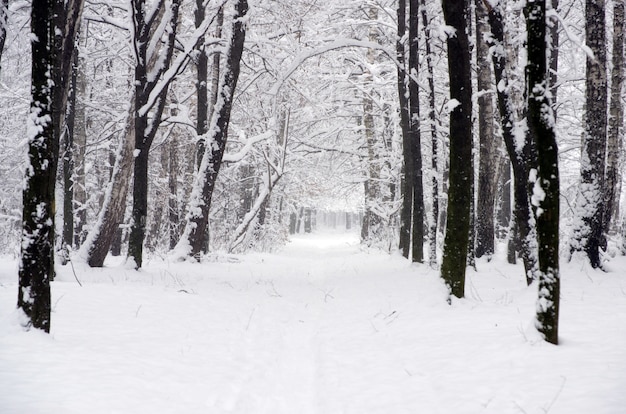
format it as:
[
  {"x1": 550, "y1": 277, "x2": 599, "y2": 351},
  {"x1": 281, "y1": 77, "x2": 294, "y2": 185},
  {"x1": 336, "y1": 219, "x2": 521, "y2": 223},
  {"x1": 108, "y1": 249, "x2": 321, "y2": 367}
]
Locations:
[{"x1": 1, "y1": 0, "x2": 626, "y2": 412}]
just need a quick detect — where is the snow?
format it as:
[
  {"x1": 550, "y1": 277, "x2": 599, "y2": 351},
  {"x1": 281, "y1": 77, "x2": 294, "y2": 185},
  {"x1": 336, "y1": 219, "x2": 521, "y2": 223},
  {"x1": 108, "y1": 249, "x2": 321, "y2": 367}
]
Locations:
[{"x1": 1, "y1": 230, "x2": 626, "y2": 413}]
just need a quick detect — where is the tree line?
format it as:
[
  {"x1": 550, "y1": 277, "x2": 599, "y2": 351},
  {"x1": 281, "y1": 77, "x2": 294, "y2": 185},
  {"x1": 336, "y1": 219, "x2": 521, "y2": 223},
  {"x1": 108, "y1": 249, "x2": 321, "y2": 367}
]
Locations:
[{"x1": 1, "y1": 0, "x2": 623, "y2": 345}]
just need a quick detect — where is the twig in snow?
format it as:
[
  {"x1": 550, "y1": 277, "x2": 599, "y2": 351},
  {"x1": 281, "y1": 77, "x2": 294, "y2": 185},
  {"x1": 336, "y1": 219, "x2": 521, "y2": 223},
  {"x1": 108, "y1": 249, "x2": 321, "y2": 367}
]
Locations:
[
  {"x1": 135, "y1": 305, "x2": 142, "y2": 317},
  {"x1": 52, "y1": 293, "x2": 66, "y2": 312},
  {"x1": 246, "y1": 306, "x2": 257, "y2": 331},
  {"x1": 542, "y1": 376, "x2": 566, "y2": 413},
  {"x1": 68, "y1": 257, "x2": 83, "y2": 287}
]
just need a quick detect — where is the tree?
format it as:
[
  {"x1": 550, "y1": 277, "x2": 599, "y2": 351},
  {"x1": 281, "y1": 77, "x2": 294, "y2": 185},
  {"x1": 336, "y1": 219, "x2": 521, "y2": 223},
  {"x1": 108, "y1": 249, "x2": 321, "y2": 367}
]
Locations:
[
  {"x1": 440, "y1": 0, "x2": 473, "y2": 299},
  {"x1": 408, "y1": 0, "x2": 424, "y2": 262},
  {"x1": 397, "y1": 0, "x2": 412, "y2": 258},
  {"x1": 570, "y1": 0, "x2": 607, "y2": 268},
  {"x1": 604, "y1": 0, "x2": 624, "y2": 237},
  {"x1": 526, "y1": 0, "x2": 560, "y2": 345},
  {"x1": 475, "y1": 0, "x2": 500, "y2": 259},
  {"x1": 18, "y1": 0, "x2": 56, "y2": 332},
  {"x1": 128, "y1": 0, "x2": 181, "y2": 268},
  {"x1": 420, "y1": 0, "x2": 440, "y2": 268},
  {"x1": 174, "y1": 0, "x2": 249, "y2": 259},
  {"x1": 485, "y1": 0, "x2": 538, "y2": 285}
]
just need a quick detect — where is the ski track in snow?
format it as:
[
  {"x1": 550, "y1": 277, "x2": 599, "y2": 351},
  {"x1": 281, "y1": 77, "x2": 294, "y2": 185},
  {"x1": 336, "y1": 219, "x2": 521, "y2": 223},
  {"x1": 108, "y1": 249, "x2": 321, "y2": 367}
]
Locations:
[{"x1": 1, "y1": 230, "x2": 626, "y2": 413}]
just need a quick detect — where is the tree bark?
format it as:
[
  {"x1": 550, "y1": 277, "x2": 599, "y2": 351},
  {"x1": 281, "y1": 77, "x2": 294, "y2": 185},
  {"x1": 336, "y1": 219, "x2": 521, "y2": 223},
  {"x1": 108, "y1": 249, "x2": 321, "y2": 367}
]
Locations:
[
  {"x1": 570, "y1": 0, "x2": 608, "y2": 268},
  {"x1": 397, "y1": 0, "x2": 412, "y2": 258},
  {"x1": 604, "y1": 0, "x2": 624, "y2": 236},
  {"x1": 409, "y1": 0, "x2": 424, "y2": 263},
  {"x1": 174, "y1": 0, "x2": 248, "y2": 260},
  {"x1": 475, "y1": 0, "x2": 500, "y2": 259},
  {"x1": 18, "y1": 0, "x2": 56, "y2": 332},
  {"x1": 526, "y1": 0, "x2": 560, "y2": 345},
  {"x1": 420, "y1": 0, "x2": 439, "y2": 268},
  {"x1": 440, "y1": 0, "x2": 473, "y2": 299}
]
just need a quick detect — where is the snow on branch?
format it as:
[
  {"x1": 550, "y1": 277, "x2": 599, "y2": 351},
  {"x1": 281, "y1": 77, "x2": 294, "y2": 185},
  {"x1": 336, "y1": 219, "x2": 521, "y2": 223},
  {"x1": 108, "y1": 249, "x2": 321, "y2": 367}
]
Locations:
[{"x1": 222, "y1": 130, "x2": 273, "y2": 163}]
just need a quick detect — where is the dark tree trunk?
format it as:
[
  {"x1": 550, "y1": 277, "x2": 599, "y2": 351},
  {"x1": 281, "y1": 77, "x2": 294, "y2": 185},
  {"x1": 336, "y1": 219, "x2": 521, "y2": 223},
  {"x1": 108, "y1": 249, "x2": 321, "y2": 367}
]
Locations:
[
  {"x1": 176, "y1": 0, "x2": 248, "y2": 259},
  {"x1": 570, "y1": 0, "x2": 607, "y2": 268},
  {"x1": 440, "y1": 0, "x2": 473, "y2": 299},
  {"x1": 604, "y1": 0, "x2": 624, "y2": 236},
  {"x1": 421, "y1": 0, "x2": 439, "y2": 267},
  {"x1": 526, "y1": 0, "x2": 560, "y2": 345},
  {"x1": 128, "y1": 0, "x2": 180, "y2": 268},
  {"x1": 168, "y1": 137, "x2": 180, "y2": 250},
  {"x1": 73, "y1": 42, "x2": 87, "y2": 247},
  {"x1": 549, "y1": 0, "x2": 559, "y2": 118},
  {"x1": 18, "y1": 0, "x2": 56, "y2": 332},
  {"x1": 397, "y1": 0, "x2": 412, "y2": 258},
  {"x1": 475, "y1": 0, "x2": 499, "y2": 259},
  {"x1": 62, "y1": 47, "x2": 79, "y2": 253},
  {"x1": 486, "y1": 0, "x2": 538, "y2": 285},
  {"x1": 409, "y1": 0, "x2": 424, "y2": 263}
]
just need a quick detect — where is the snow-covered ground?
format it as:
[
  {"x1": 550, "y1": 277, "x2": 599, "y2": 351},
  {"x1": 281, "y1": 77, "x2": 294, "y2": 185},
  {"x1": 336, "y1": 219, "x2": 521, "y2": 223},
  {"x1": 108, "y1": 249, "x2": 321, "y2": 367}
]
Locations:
[{"x1": 1, "y1": 230, "x2": 625, "y2": 413}]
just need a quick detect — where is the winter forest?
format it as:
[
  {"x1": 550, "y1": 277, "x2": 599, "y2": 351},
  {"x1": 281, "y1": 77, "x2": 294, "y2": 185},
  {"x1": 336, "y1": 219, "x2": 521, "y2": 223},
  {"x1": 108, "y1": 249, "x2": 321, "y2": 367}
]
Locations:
[{"x1": 1, "y1": 0, "x2": 626, "y2": 412}]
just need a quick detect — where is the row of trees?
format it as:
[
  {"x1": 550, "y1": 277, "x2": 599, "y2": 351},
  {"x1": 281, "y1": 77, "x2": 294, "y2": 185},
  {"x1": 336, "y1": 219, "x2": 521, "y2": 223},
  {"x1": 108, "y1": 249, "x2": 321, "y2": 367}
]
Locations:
[{"x1": 2, "y1": 1, "x2": 624, "y2": 345}]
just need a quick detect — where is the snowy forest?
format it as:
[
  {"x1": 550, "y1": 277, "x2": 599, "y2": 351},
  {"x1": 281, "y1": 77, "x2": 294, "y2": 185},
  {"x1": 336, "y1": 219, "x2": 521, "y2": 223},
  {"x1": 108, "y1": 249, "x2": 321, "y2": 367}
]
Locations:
[{"x1": 1, "y1": 0, "x2": 626, "y2": 413}]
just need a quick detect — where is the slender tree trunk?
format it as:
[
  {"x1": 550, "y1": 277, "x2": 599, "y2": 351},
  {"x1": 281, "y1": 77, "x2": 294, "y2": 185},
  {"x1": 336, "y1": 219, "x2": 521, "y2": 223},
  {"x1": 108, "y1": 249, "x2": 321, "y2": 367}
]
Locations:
[
  {"x1": 549, "y1": 0, "x2": 559, "y2": 118},
  {"x1": 475, "y1": 0, "x2": 499, "y2": 259},
  {"x1": 174, "y1": 0, "x2": 248, "y2": 260},
  {"x1": 421, "y1": 0, "x2": 439, "y2": 267},
  {"x1": 441, "y1": 0, "x2": 473, "y2": 299},
  {"x1": 62, "y1": 47, "x2": 79, "y2": 253},
  {"x1": 73, "y1": 39, "x2": 87, "y2": 247},
  {"x1": 409, "y1": 0, "x2": 424, "y2": 262},
  {"x1": 570, "y1": 0, "x2": 608, "y2": 268},
  {"x1": 604, "y1": 0, "x2": 624, "y2": 236},
  {"x1": 18, "y1": 0, "x2": 56, "y2": 332},
  {"x1": 168, "y1": 136, "x2": 179, "y2": 250},
  {"x1": 526, "y1": 0, "x2": 560, "y2": 345},
  {"x1": 397, "y1": 0, "x2": 412, "y2": 258}
]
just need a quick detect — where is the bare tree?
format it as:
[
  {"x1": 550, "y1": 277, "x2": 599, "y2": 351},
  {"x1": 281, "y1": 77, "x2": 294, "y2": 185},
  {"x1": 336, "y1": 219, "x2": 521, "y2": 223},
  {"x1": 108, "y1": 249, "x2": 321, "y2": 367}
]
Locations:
[
  {"x1": 570, "y1": 0, "x2": 608, "y2": 268},
  {"x1": 526, "y1": 0, "x2": 560, "y2": 345},
  {"x1": 174, "y1": 0, "x2": 249, "y2": 259},
  {"x1": 18, "y1": 0, "x2": 56, "y2": 332},
  {"x1": 440, "y1": 0, "x2": 473, "y2": 299}
]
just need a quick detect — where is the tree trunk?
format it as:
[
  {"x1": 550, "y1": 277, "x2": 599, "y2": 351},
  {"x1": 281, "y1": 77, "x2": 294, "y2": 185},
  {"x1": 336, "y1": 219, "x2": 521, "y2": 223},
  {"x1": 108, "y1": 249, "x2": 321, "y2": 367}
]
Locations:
[
  {"x1": 174, "y1": 0, "x2": 248, "y2": 260},
  {"x1": 440, "y1": 0, "x2": 473, "y2": 299},
  {"x1": 397, "y1": 0, "x2": 412, "y2": 258},
  {"x1": 73, "y1": 30, "x2": 87, "y2": 248},
  {"x1": 18, "y1": 0, "x2": 56, "y2": 332},
  {"x1": 62, "y1": 47, "x2": 79, "y2": 254},
  {"x1": 570, "y1": 0, "x2": 608, "y2": 268},
  {"x1": 128, "y1": 0, "x2": 181, "y2": 268},
  {"x1": 549, "y1": 0, "x2": 559, "y2": 118},
  {"x1": 486, "y1": 0, "x2": 538, "y2": 284},
  {"x1": 409, "y1": 0, "x2": 424, "y2": 263},
  {"x1": 604, "y1": 0, "x2": 624, "y2": 236},
  {"x1": 475, "y1": 0, "x2": 500, "y2": 259},
  {"x1": 421, "y1": 0, "x2": 439, "y2": 268},
  {"x1": 79, "y1": 104, "x2": 135, "y2": 267},
  {"x1": 526, "y1": 0, "x2": 560, "y2": 345}
]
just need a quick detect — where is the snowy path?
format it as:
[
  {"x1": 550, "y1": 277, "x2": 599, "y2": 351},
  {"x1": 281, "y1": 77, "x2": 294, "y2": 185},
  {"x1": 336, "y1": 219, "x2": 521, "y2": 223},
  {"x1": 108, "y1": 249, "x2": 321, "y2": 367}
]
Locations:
[{"x1": 2, "y1": 230, "x2": 626, "y2": 413}]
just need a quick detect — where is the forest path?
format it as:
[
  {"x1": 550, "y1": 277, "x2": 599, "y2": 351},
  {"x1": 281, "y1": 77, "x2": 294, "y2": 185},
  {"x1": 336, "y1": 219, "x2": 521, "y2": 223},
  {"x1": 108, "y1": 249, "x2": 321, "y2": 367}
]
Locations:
[{"x1": 217, "y1": 230, "x2": 436, "y2": 413}]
